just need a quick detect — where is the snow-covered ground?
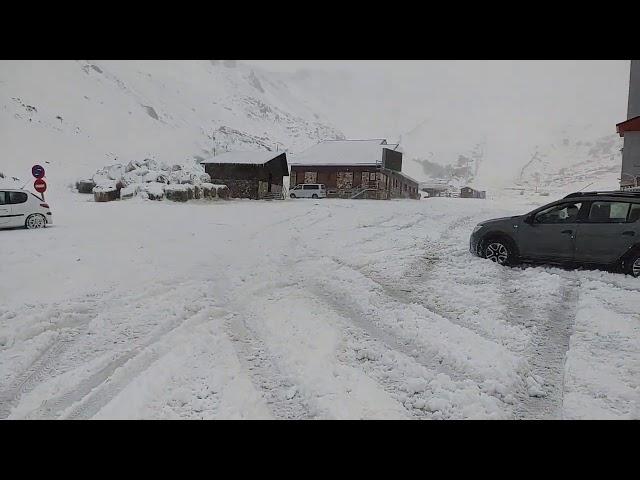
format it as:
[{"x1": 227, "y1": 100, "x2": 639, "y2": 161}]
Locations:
[{"x1": 1, "y1": 193, "x2": 638, "y2": 419}]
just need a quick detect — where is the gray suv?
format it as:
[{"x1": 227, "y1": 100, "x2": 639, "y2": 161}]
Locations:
[{"x1": 470, "y1": 191, "x2": 640, "y2": 277}]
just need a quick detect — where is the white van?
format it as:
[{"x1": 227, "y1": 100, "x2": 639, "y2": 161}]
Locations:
[{"x1": 289, "y1": 184, "x2": 327, "y2": 199}]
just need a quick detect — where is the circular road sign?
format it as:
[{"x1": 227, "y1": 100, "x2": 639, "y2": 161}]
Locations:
[
  {"x1": 32, "y1": 165, "x2": 46, "y2": 178},
  {"x1": 34, "y1": 178, "x2": 47, "y2": 193}
]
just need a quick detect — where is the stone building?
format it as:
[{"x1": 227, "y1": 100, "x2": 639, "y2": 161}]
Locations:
[
  {"x1": 200, "y1": 151, "x2": 288, "y2": 199},
  {"x1": 289, "y1": 139, "x2": 419, "y2": 199}
]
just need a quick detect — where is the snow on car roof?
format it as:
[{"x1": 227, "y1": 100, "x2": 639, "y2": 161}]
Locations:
[
  {"x1": 200, "y1": 150, "x2": 284, "y2": 165},
  {"x1": 290, "y1": 139, "x2": 399, "y2": 166}
]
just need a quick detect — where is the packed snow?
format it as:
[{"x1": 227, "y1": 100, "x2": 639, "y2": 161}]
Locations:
[
  {"x1": 1, "y1": 60, "x2": 638, "y2": 420},
  {"x1": 0, "y1": 191, "x2": 638, "y2": 419}
]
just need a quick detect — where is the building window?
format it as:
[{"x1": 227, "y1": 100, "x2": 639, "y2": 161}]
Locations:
[{"x1": 304, "y1": 171, "x2": 317, "y2": 184}]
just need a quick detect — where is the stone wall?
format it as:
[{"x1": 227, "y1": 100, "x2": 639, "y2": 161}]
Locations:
[{"x1": 211, "y1": 178, "x2": 258, "y2": 199}]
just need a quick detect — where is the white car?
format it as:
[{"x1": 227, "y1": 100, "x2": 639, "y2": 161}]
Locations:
[
  {"x1": 289, "y1": 184, "x2": 327, "y2": 199},
  {"x1": 0, "y1": 189, "x2": 52, "y2": 229}
]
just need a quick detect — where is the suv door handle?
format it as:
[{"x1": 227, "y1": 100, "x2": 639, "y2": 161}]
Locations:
[
  {"x1": 622, "y1": 231, "x2": 636, "y2": 236},
  {"x1": 561, "y1": 229, "x2": 573, "y2": 235}
]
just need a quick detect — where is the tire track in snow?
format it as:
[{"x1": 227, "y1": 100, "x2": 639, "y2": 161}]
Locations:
[
  {"x1": 223, "y1": 312, "x2": 316, "y2": 420},
  {"x1": 57, "y1": 304, "x2": 215, "y2": 420},
  {"x1": 308, "y1": 293, "x2": 506, "y2": 419},
  {"x1": 327, "y1": 214, "x2": 525, "y2": 354},
  {"x1": 292, "y1": 213, "x2": 508, "y2": 384},
  {"x1": 305, "y1": 277, "x2": 479, "y2": 386},
  {"x1": 0, "y1": 331, "x2": 79, "y2": 419},
  {"x1": 1, "y1": 281, "x2": 211, "y2": 419},
  {"x1": 0, "y1": 292, "x2": 109, "y2": 419},
  {"x1": 497, "y1": 267, "x2": 580, "y2": 419}
]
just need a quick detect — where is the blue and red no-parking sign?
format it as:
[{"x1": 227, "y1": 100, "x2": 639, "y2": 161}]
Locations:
[{"x1": 32, "y1": 164, "x2": 46, "y2": 178}]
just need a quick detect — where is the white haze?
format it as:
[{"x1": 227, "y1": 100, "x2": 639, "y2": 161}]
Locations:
[{"x1": 248, "y1": 60, "x2": 630, "y2": 187}]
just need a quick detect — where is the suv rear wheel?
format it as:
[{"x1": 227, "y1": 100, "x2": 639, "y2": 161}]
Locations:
[{"x1": 481, "y1": 237, "x2": 515, "y2": 266}]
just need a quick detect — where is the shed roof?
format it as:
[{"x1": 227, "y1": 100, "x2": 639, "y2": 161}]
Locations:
[
  {"x1": 200, "y1": 150, "x2": 285, "y2": 166},
  {"x1": 290, "y1": 139, "x2": 399, "y2": 166},
  {"x1": 392, "y1": 170, "x2": 420, "y2": 185}
]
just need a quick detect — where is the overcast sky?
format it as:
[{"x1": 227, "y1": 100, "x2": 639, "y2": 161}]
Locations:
[{"x1": 246, "y1": 61, "x2": 631, "y2": 184}]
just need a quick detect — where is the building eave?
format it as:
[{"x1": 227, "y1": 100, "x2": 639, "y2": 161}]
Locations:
[{"x1": 616, "y1": 115, "x2": 640, "y2": 137}]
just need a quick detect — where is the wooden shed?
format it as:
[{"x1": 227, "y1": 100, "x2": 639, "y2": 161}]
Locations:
[
  {"x1": 200, "y1": 151, "x2": 288, "y2": 199},
  {"x1": 460, "y1": 186, "x2": 486, "y2": 199}
]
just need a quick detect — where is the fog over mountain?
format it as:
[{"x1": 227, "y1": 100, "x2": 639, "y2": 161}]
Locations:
[
  {"x1": 249, "y1": 60, "x2": 630, "y2": 188},
  {"x1": 1, "y1": 60, "x2": 630, "y2": 192}
]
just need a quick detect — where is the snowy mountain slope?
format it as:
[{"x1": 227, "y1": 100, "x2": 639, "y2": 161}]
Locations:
[
  {"x1": 0, "y1": 60, "x2": 344, "y2": 193},
  {"x1": 409, "y1": 127, "x2": 622, "y2": 194},
  {"x1": 518, "y1": 131, "x2": 622, "y2": 192},
  {"x1": 0, "y1": 60, "x2": 625, "y2": 197}
]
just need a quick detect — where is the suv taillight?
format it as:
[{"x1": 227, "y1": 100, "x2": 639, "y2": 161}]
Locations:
[{"x1": 40, "y1": 203, "x2": 49, "y2": 208}]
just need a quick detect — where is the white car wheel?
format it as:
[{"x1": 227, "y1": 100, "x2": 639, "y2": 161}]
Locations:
[{"x1": 25, "y1": 214, "x2": 46, "y2": 229}]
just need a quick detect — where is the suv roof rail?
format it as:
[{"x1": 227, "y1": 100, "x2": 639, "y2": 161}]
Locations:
[{"x1": 564, "y1": 190, "x2": 640, "y2": 199}]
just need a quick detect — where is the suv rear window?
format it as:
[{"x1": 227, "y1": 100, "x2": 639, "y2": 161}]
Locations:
[
  {"x1": 8, "y1": 192, "x2": 27, "y2": 204},
  {"x1": 588, "y1": 201, "x2": 631, "y2": 223}
]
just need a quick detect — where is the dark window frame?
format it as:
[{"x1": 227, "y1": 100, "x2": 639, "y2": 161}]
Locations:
[
  {"x1": 628, "y1": 203, "x2": 640, "y2": 223},
  {"x1": 534, "y1": 201, "x2": 585, "y2": 225},
  {"x1": 583, "y1": 201, "x2": 632, "y2": 224}
]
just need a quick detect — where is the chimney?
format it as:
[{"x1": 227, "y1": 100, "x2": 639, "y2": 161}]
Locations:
[{"x1": 627, "y1": 60, "x2": 640, "y2": 119}]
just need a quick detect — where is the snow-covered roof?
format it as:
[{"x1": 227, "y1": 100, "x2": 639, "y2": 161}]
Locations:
[
  {"x1": 290, "y1": 139, "x2": 399, "y2": 166},
  {"x1": 200, "y1": 150, "x2": 285, "y2": 165},
  {"x1": 462, "y1": 184, "x2": 486, "y2": 192},
  {"x1": 395, "y1": 171, "x2": 420, "y2": 185}
]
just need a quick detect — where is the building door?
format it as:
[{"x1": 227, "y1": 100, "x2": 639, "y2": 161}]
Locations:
[
  {"x1": 337, "y1": 172, "x2": 353, "y2": 190},
  {"x1": 361, "y1": 172, "x2": 369, "y2": 187},
  {"x1": 268, "y1": 173, "x2": 272, "y2": 193}
]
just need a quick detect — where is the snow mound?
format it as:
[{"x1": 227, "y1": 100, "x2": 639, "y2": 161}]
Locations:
[{"x1": 77, "y1": 158, "x2": 222, "y2": 202}]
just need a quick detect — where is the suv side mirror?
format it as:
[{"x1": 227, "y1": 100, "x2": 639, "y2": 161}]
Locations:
[{"x1": 524, "y1": 214, "x2": 535, "y2": 225}]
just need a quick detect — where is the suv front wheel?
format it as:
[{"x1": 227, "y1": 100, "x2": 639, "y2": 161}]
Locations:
[
  {"x1": 481, "y1": 237, "x2": 516, "y2": 266},
  {"x1": 624, "y1": 251, "x2": 640, "y2": 278}
]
